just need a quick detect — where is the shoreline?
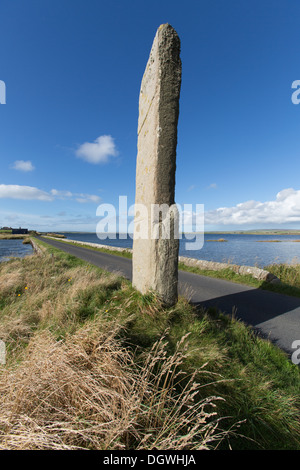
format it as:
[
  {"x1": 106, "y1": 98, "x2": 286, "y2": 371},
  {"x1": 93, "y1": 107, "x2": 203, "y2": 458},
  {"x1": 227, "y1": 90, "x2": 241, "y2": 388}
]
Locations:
[
  {"x1": 0, "y1": 234, "x2": 27, "y2": 240},
  {"x1": 0, "y1": 237, "x2": 34, "y2": 263},
  {"x1": 41, "y1": 230, "x2": 300, "y2": 236}
]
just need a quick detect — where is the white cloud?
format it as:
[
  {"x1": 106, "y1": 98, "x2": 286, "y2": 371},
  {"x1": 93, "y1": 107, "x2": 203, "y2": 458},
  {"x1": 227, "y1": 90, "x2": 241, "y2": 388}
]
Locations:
[
  {"x1": 0, "y1": 184, "x2": 101, "y2": 204},
  {"x1": 50, "y1": 189, "x2": 101, "y2": 204},
  {"x1": 207, "y1": 183, "x2": 217, "y2": 189},
  {"x1": 0, "y1": 184, "x2": 52, "y2": 201},
  {"x1": 76, "y1": 194, "x2": 101, "y2": 204},
  {"x1": 205, "y1": 188, "x2": 300, "y2": 226},
  {"x1": 75, "y1": 135, "x2": 118, "y2": 164},
  {"x1": 50, "y1": 189, "x2": 73, "y2": 198},
  {"x1": 11, "y1": 160, "x2": 35, "y2": 172}
]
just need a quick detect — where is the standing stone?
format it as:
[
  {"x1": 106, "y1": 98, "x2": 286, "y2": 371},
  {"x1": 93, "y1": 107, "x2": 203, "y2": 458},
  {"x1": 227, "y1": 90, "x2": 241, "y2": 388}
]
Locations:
[{"x1": 132, "y1": 24, "x2": 182, "y2": 306}]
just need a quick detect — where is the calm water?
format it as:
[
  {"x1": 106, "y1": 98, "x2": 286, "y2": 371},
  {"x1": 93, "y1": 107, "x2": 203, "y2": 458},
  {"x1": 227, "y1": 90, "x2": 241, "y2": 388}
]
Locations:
[
  {"x1": 0, "y1": 239, "x2": 33, "y2": 263},
  {"x1": 61, "y1": 232, "x2": 300, "y2": 268},
  {"x1": 2, "y1": 232, "x2": 300, "y2": 268}
]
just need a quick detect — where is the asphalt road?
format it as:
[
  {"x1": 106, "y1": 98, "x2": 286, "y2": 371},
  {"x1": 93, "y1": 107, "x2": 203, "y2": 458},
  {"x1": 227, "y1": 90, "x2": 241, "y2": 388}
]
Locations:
[{"x1": 39, "y1": 236, "x2": 300, "y2": 359}]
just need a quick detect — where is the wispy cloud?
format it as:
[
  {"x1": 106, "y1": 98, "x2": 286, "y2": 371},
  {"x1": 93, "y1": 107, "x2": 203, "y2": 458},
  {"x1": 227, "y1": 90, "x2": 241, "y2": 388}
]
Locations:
[
  {"x1": 11, "y1": 160, "x2": 35, "y2": 172},
  {"x1": 0, "y1": 184, "x2": 101, "y2": 204},
  {"x1": 0, "y1": 184, "x2": 52, "y2": 201},
  {"x1": 207, "y1": 183, "x2": 217, "y2": 189},
  {"x1": 0, "y1": 209, "x2": 100, "y2": 231},
  {"x1": 76, "y1": 194, "x2": 101, "y2": 203},
  {"x1": 50, "y1": 189, "x2": 73, "y2": 198},
  {"x1": 76, "y1": 135, "x2": 118, "y2": 164}
]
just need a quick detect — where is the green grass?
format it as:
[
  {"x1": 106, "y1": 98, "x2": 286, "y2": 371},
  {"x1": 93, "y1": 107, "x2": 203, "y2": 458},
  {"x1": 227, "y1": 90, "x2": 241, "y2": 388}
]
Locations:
[
  {"x1": 41, "y1": 236, "x2": 133, "y2": 258},
  {"x1": 0, "y1": 237, "x2": 299, "y2": 450},
  {"x1": 178, "y1": 262, "x2": 300, "y2": 298}
]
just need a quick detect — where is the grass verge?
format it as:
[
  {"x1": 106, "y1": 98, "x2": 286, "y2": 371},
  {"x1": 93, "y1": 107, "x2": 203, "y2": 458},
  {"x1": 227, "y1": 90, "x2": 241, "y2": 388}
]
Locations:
[{"x1": 0, "y1": 239, "x2": 299, "y2": 450}]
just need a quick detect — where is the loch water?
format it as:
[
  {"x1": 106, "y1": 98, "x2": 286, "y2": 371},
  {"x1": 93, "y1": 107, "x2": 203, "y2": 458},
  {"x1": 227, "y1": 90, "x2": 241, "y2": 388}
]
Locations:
[
  {"x1": 61, "y1": 232, "x2": 300, "y2": 268},
  {"x1": 0, "y1": 239, "x2": 33, "y2": 263}
]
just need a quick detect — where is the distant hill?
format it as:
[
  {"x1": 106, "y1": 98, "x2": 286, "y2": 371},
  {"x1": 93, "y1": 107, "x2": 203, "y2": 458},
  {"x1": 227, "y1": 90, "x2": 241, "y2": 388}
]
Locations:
[{"x1": 204, "y1": 229, "x2": 300, "y2": 235}]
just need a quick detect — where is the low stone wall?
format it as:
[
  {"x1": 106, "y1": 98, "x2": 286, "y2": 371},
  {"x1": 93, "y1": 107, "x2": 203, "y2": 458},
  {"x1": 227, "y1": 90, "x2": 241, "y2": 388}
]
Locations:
[
  {"x1": 29, "y1": 238, "x2": 44, "y2": 255},
  {"x1": 42, "y1": 236, "x2": 280, "y2": 284},
  {"x1": 42, "y1": 236, "x2": 133, "y2": 254},
  {"x1": 178, "y1": 256, "x2": 279, "y2": 283}
]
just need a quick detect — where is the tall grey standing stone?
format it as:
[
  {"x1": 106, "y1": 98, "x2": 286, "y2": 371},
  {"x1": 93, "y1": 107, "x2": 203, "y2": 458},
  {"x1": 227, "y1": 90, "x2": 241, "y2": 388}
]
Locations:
[{"x1": 132, "y1": 24, "x2": 182, "y2": 306}]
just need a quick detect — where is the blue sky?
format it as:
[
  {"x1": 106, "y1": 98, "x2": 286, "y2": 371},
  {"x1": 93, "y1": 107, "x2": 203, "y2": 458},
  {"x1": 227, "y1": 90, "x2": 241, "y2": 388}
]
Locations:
[{"x1": 1, "y1": 0, "x2": 300, "y2": 232}]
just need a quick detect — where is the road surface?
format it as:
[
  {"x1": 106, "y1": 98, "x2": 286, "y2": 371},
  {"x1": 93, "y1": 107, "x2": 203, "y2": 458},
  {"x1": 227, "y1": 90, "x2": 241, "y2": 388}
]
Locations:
[{"x1": 38, "y1": 236, "x2": 300, "y2": 359}]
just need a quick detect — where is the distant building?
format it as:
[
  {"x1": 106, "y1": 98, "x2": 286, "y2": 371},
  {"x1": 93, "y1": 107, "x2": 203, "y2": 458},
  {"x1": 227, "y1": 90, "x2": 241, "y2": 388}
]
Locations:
[{"x1": 12, "y1": 228, "x2": 28, "y2": 235}]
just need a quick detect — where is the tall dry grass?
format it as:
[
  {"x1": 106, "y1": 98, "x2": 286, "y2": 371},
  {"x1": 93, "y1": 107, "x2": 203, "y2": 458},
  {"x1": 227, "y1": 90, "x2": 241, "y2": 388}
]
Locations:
[
  {"x1": 0, "y1": 251, "x2": 225, "y2": 450},
  {"x1": 0, "y1": 252, "x2": 121, "y2": 356},
  {"x1": 0, "y1": 323, "x2": 224, "y2": 450},
  {"x1": 3, "y1": 244, "x2": 298, "y2": 450}
]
